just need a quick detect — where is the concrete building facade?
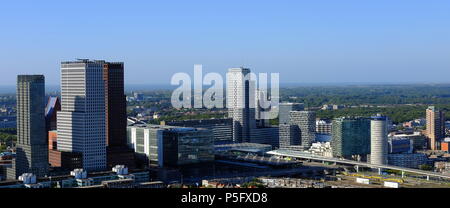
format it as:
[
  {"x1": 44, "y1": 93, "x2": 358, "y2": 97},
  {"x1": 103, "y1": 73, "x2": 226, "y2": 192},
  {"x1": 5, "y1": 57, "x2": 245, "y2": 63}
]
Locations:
[
  {"x1": 370, "y1": 116, "x2": 388, "y2": 165},
  {"x1": 57, "y1": 60, "x2": 107, "y2": 171},
  {"x1": 278, "y1": 103, "x2": 304, "y2": 125},
  {"x1": 289, "y1": 111, "x2": 316, "y2": 150}
]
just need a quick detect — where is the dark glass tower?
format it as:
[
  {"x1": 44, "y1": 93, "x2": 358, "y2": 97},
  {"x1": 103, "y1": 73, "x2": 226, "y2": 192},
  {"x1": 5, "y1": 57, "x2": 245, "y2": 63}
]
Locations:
[
  {"x1": 103, "y1": 62, "x2": 136, "y2": 169},
  {"x1": 331, "y1": 117, "x2": 371, "y2": 159},
  {"x1": 8, "y1": 75, "x2": 49, "y2": 179}
]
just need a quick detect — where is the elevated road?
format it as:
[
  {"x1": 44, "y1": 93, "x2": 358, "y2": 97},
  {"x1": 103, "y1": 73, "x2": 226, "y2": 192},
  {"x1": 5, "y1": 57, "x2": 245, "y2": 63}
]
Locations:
[{"x1": 267, "y1": 149, "x2": 450, "y2": 180}]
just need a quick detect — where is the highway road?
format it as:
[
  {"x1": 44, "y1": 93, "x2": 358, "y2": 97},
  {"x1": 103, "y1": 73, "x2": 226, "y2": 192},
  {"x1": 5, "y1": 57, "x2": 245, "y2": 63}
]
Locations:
[{"x1": 267, "y1": 149, "x2": 450, "y2": 180}]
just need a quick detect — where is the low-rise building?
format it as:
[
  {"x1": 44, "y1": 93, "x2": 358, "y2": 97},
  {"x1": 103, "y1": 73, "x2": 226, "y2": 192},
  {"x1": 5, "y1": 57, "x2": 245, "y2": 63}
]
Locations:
[
  {"x1": 388, "y1": 153, "x2": 429, "y2": 169},
  {"x1": 316, "y1": 120, "x2": 332, "y2": 135},
  {"x1": 388, "y1": 137, "x2": 413, "y2": 154},
  {"x1": 165, "y1": 118, "x2": 233, "y2": 144},
  {"x1": 250, "y1": 127, "x2": 279, "y2": 148},
  {"x1": 441, "y1": 138, "x2": 450, "y2": 152},
  {"x1": 127, "y1": 124, "x2": 214, "y2": 167},
  {"x1": 214, "y1": 143, "x2": 273, "y2": 155},
  {"x1": 0, "y1": 165, "x2": 149, "y2": 188},
  {"x1": 391, "y1": 132, "x2": 427, "y2": 150},
  {"x1": 435, "y1": 162, "x2": 450, "y2": 174},
  {"x1": 306, "y1": 142, "x2": 333, "y2": 158}
]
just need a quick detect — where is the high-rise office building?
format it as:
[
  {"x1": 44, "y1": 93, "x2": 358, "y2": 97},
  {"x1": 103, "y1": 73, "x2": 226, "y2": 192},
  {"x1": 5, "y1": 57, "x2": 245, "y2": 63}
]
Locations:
[
  {"x1": 370, "y1": 115, "x2": 388, "y2": 165},
  {"x1": 227, "y1": 67, "x2": 256, "y2": 143},
  {"x1": 279, "y1": 124, "x2": 300, "y2": 148},
  {"x1": 289, "y1": 111, "x2": 316, "y2": 149},
  {"x1": 8, "y1": 75, "x2": 48, "y2": 179},
  {"x1": 331, "y1": 117, "x2": 371, "y2": 159},
  {"x1": 103, "y1": 62, "x2": 136, "y2": 169},
  {"x1": 278, "y1": 103, "x2": 304, "y2": 125},
  {"x1": 426, "y1": 106, "x2": 446, "y2": 150},
  {"x1": 57, "y1": 60, "x2": 107, "y2": 171}
]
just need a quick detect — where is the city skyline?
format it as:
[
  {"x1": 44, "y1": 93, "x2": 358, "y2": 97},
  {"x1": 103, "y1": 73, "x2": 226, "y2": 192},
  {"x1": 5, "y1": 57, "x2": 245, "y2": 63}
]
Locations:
[
  {"x1": 1, "y1": 1, "x2": 450, "y2": 85},
  {"x1": 2, "y1": 1, "x2": 450, "y2": 191},
  {"x1": 2, "y1": 59, "x2": 450, "y2": 188}
]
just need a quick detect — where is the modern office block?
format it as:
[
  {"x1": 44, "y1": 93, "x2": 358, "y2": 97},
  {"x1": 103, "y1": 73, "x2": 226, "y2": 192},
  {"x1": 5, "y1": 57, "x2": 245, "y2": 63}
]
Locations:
[
  {"x1": 392, "y1": 132, "x2": 427, "y2": 150},
  {"x1": 279, "y1": 124, "x2": 300, "y2": 148},
  {"x1": 57, "y1": 60, "x2": 107, "y2": 171},
  {"x1": 165, "y1": 118, "x2": 233, "y2": 144},
  {"x1": 331, "y1": 117, "x2": 371, "y2": 159},
  {"x1": 278, "y1": 103, "x2": 304, "y2": 125},
  {"x1": 388, "y1": 153, "x2": 429, "y2": 169},
  {"x1": 8, "y1": 75, "x2": 48, "y2": 179},
  {"x1": 388, "y1": 138, "x2": 413, "y2": 154},
  {"x1": 250, "y1": 127, "x2": 279, "y2": 148},
  {"x1": 289, "y1": 111, "x2": 316, "y2": 149},
  {"x1": 127, "y1": 125, "x2": 214, "y2": 167}
]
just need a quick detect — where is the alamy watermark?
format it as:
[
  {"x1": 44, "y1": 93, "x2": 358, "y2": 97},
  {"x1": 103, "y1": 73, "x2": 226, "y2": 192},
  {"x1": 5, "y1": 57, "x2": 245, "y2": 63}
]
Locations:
[{"x1": 170, "y1": 65, "x2": 279, "y2": 120}]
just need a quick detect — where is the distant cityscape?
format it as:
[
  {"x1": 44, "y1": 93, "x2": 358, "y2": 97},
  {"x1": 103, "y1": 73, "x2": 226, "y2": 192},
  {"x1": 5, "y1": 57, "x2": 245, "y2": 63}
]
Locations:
[{"x1": 1, "y1": 59, "x2": 450, "y2": 189}]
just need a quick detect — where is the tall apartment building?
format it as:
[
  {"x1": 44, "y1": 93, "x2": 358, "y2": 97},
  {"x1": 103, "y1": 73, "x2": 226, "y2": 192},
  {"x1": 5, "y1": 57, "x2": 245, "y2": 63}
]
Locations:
[
  {"x1": 103, "y1": 62, "x2": 135, "y2": 169},
  {"x1": 426, "y1": 106, "x2": 446, "y2": 150},
  {"x1": 331, "y1": 117, "x2": 371, "y2": 159},
  {"x1": 289, "y1": 111, "x2": 316, "y2": 150},
  {"x1": 227, "y1": 67, "x2": 256, "y2": 143},
  {"x1": 278, "y1": 103, "x2": 304, "y2": 125},
  {"x1": 370, "y1": 116, "x2": 388, "y2": 165},
  {"x1": 57, "y1": 60, "x2": 107, "y2": 171},
  {"x1": 8, "y1": 75, "x2": 48, "y2": 179}
]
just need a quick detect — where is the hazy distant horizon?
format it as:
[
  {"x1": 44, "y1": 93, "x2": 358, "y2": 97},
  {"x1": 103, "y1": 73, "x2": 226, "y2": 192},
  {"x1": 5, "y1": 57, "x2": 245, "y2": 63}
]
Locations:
[{"x1": 1, "y1": 82, "x2": 450, "y2": 94}]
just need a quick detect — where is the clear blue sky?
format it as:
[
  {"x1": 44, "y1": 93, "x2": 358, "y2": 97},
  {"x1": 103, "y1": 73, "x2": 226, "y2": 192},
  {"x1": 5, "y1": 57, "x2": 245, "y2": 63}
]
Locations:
[{"x1": 1, "y1": 0, "x2": 450, "y2": 86}]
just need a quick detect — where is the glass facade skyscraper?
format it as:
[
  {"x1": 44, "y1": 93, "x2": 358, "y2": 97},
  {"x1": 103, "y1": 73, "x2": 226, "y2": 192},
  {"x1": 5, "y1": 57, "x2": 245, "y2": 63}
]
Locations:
[
  {"x1": 8, "y1": 75, "x2": 48, "y2": 179},
  {"x1": 331, "y1": 117, "x2": 371, "y2": 158}
]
